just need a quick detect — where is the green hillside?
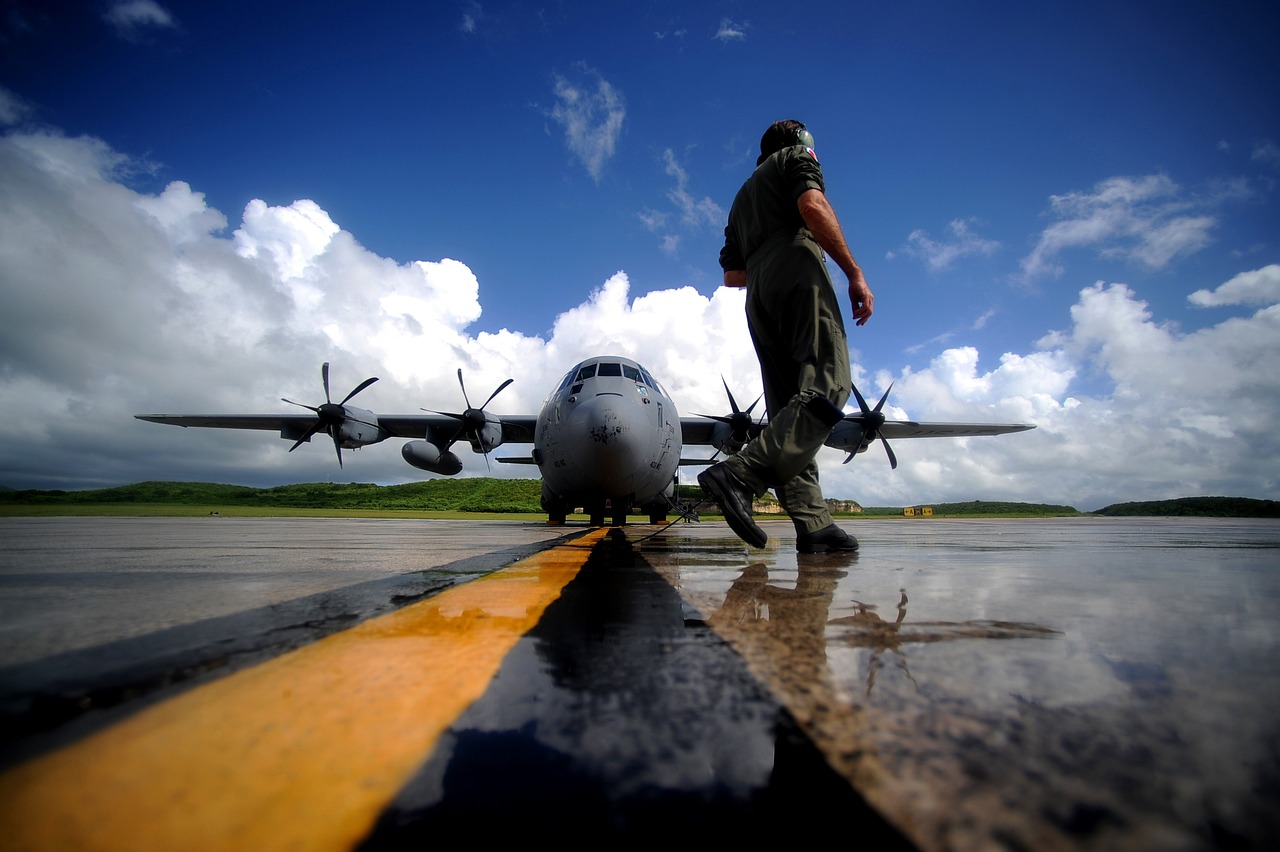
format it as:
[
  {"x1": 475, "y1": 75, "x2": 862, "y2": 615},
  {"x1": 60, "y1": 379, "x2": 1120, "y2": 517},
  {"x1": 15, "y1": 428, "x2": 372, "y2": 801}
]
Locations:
[
  {"x1": 1093, "y1": 496, "x2": 1280, "y2": 518},
  {"x1": 0, "y1": 479, "x2": 545, "y2": 513},
  {"x1": 3, "y1": 481, "x2": 1273, "y2": 518},
  {"x1": 858, "y1": 500, "x2": 1080, "y2": 517}
]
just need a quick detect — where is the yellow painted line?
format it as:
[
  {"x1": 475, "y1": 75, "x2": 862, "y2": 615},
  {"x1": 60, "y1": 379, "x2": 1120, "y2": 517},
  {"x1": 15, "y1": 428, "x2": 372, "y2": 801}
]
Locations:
[{"x1": 0, "y1": 528, "x2": 607, "y2": 851}]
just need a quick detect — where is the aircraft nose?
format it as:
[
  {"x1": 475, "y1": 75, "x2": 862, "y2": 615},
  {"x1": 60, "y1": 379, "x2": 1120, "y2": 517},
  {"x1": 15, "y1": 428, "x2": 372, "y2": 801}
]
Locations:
[{"x1": 570, "y1": 394, "x2": 649, "y2": 488}]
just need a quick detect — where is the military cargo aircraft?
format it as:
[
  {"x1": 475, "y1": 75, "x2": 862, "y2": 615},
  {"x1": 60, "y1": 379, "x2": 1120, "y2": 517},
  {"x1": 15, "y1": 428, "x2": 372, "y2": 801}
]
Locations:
[{"x1": 136, "y1": 356, "x2": 1034, "y2": 526}]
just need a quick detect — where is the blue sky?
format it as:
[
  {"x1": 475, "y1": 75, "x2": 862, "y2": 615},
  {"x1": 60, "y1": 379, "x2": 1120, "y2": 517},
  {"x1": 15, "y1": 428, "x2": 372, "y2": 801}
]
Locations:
[{"x1": 1, "y1": 0, "x2": 1277, "y2": 510}]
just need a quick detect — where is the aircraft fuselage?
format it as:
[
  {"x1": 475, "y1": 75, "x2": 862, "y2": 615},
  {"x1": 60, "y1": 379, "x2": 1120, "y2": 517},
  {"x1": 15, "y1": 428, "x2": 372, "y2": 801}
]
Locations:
[{"x1": 533, "y1": 356, "x2": 680, "y2": 524}]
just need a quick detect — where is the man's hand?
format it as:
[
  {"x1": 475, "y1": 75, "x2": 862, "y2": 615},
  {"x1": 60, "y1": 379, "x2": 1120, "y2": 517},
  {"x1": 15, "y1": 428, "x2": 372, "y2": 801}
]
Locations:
[
  {"x1": 724, "y1": 269, "x2": 747, "y2": 288},
  {"x1": 849, "y1": 270, "x2": 874, "y2": 326}
]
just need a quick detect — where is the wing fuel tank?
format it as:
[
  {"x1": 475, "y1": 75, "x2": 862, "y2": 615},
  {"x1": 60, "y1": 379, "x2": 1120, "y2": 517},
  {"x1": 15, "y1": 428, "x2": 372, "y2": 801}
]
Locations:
[{"x1": 401, "y1": 441, "x2": 463, "y2": 475}]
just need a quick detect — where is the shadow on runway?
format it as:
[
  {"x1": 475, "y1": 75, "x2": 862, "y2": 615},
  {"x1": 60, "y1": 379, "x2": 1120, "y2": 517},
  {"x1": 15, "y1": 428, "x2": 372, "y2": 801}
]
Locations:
[{"x1": 360, "y1": 529, "x2": 915, "y2": 845}]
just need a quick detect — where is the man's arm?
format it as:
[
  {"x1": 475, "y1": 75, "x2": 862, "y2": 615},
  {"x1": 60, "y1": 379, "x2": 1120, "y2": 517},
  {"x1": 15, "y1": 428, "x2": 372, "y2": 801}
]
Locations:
[{"x1": 797, "y1": 188, "x2": 874, "y2": 326}]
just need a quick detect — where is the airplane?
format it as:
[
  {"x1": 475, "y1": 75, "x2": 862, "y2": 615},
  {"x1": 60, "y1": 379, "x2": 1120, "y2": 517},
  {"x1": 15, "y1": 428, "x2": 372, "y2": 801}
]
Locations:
[{"x1": 136, "y1": 356, "x2": 1034, "y2": 527}]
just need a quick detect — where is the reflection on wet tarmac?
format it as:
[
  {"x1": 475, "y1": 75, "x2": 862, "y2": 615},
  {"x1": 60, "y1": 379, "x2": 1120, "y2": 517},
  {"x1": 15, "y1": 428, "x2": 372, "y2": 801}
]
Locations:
[
  {"x1": 828, "y1": 588, "x2": 1061, "y2": 696},
  {"x1": 1, "y1": 517, "x2": 1276, "y2": 849},
  {"x1": 643, "y1": 519, "x2": 1280, "y2": 850},
  {"x1": 362, "y1": 529, "x2": 912, "y2": 845}
]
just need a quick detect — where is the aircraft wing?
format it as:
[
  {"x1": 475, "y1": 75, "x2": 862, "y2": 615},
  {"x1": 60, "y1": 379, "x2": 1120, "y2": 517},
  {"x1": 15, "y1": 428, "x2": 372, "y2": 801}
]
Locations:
[
  {"x1": 372, "y1": 414, "x2": 538, "y2": 443},
  {"x1": 135, "y1": 414, "x2": 315, "y2": 432},
  {"x1": 874, "y1": 421, "x2": 1035, "y2": 438},
  {"x1": 678, "y1": 415, "x2": 1033, "y2": 444},
  {"x1": 677, "y1": 417, "x2": 765, "y2": 445},
  {"x1": 678, "y1": 417, "x2": 720, "y2": 446},
  {"x1": 135, "y1": 414, "x2": 541, "y2": 444}
]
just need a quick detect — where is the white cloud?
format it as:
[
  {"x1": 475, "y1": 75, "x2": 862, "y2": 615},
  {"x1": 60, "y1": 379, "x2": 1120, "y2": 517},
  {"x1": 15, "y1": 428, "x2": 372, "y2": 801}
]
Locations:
[
  {"x1": 103, "y1": 1, "x2": 176, "y2": 38},
  {"x1": 1252, "y1": 140, "x2": 1280, "y2": 168},
  {"x1": 1021, "y1": 175, "x2": 1216, "y2": 280},
  {"x1": 662, "y1": 149, "x2": 723, "y2": 228},
  {"x1": 822, "y1": 276, "x2": 1280, "y2": 509},
  {"x1": 0, "y1": 87, "x2": 32, "y2": 128},
  {"x1": 903, "y1": 218, "x2": 1000, "y2": 271},
  {"x1": 639, "y1": 149, "x2": 724, "y2": 254},
  {"x1": 714, "y1": 19, "x2": 747, "y2": 42},
  {"x1": 1189, "y1": 264, "x2": 1280, "y2": 307},
  {"x1": 1, "y1": 130, "x2": 1277, "y2": 511},
  {"x1": 548, "y1": 65, "x2": 625, "y2": 184}
]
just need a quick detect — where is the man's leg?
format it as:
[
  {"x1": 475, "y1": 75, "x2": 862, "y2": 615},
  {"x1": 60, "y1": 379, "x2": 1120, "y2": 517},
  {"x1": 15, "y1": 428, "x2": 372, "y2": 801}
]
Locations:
[
  {"x1": 725, "y1": 258, "x2": 851, "y2": 501},
  {"x1": 777, "y1": 462, "x2": 833, "y2": 534}
]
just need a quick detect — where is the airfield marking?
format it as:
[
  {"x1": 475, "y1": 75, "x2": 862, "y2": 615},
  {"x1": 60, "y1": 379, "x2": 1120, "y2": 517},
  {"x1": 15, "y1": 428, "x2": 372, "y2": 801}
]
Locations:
[{"x1": 0, "y1": 527, "x2": 608, "y2": 852}]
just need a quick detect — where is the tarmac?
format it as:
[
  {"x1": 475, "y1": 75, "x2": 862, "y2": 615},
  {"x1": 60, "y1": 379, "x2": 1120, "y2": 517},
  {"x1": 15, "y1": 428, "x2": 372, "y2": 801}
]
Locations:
[{"x1": 0, "y1": 515, "x2": 1278, "y2": 849}]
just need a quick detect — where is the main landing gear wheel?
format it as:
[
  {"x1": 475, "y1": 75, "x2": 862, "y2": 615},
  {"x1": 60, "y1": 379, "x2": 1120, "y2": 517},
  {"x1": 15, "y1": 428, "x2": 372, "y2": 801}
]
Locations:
[{"x1": 541, "y1": 487, "x2": 568, "y2": 526}]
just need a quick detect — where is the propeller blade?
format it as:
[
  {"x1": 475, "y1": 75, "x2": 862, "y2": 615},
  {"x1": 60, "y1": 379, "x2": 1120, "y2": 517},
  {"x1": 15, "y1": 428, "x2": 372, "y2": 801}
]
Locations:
[
  {"x1": 340, "y1": 376, "x2": 379, "y2": 405},
  {"x1": 851, "y1": 384, "x2": 872, "y2": 417},
  {"x1": 845, "y1": 382, "x2": 897, "y2": 468},
  {"x1": 874, "y1": 383, "x2": 894, "y2": 413},
  {"x1": 881, "y1": 434, "x2": 898, "y2": 469},
  {"x1": 289, "y1": 421, "x2": 324, "y2": 453},
  {"x1": 280, "y1": 363, "x2": 374, "y2": 467},
  {"x1": 722, "y1": 377, "x2": 741, "y2": 415},
  {"x1": 281, "y1": 398, "x2": 320, "y2": 413},
  {"x1": 456, "y1": 369, "x2": 472, "y2": 409},
  {"x1": 479, "y1": 378, "x2": 513, "y2": 410}
]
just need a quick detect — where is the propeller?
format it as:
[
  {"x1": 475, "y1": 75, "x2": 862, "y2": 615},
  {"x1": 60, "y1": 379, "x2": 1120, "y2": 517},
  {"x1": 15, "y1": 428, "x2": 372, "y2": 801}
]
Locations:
[
  {"x1": 424, "y1": 369, "x2": 513, "y2": 470},
  {"x1": 696, "y1": 376, "x2": 764, "y2": 461},
  {"x1": 845, "y1": 382, "x2": 897, "y2": 469},
  {"x1": 281, "y1": 362, "x2": 379, "y2": 467}
]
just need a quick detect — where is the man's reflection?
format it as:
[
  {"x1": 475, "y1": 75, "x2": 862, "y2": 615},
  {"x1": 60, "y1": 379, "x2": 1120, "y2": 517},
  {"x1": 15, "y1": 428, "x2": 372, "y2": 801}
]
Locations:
[
  {"x1": 706, "y1": 556, "x2": 887, "y2": 791},
  {"x1": 701, "y1": 556, "x2": 1060, "y2": 788}
]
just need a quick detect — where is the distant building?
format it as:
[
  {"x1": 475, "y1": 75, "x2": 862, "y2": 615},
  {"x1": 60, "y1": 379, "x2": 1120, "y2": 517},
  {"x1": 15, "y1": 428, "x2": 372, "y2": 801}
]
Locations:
[{"x1": 753, "y1": 496, "x2": 862, "y2": 514}]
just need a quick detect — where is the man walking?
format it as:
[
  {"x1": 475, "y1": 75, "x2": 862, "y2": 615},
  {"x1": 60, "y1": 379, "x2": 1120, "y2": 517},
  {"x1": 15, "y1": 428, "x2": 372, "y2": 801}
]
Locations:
[{"x1": 699, "y1": 120, "x2": 873, "y2": 553}]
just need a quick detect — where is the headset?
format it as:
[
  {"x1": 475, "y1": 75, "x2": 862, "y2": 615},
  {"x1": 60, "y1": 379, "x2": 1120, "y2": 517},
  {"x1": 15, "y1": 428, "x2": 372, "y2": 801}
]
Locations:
[{"x1": 758, "y1": 122, "x2": 817, "y2": 165}]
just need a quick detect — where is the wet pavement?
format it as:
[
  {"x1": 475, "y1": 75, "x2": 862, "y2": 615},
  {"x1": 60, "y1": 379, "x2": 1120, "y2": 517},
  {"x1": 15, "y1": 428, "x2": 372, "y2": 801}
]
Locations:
[{"x1": 0, "y1": 516, "x2": 1277, "y2": 849}]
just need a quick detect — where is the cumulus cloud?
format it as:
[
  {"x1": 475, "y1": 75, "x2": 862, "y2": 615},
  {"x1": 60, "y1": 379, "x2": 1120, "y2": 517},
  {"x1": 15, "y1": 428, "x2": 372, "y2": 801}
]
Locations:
[
  {"x1": 1021, "y1": 175, "x2": 1216, "y2": 280},
  {"x1": 102, "y1": 1, "x2": 176, "y2": 39},
  {"x1": 548, "y1": 65, "x2": 625, "y2": 184},
  {"x1": 1189, "y1": 264, "x2": 1280, "y2": 307},
  {"x1": 903, "y1": 218, "x2": 1000, "y2": 271},
  {"x1": 843, "y1": 276, "x2": 1280, "y2": 509},
  {"x1": 1, "y1": 130, "x2": 1277, "y2": 510}
]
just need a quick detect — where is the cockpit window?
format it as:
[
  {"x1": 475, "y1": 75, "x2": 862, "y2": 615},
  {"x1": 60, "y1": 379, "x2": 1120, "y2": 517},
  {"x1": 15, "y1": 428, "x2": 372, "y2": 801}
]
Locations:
[
  {"x1": 574, "y1": 364, "x2": 597, "y2": 382},
  {"x1": 598, "y1": 362, "x2": 622, "y2": 377},
  {"x1": 622, "y1": 365, "x2": 642, "y2": 383},
  {"x1": 641, "y1": 368, "x2": 666, "y2": 397}
]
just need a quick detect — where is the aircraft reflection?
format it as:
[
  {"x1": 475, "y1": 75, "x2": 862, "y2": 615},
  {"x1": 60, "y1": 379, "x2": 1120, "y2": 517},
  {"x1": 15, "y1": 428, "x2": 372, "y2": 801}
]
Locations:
[
  {"x1": 706, "y1": 560, "x2": 1060, "y2": 701},
  {"x1": 694, "y1": 556, "x2": 1063, "y2": 803},
  {"x1": 828, "y1": 590, "x2": 1061, "y2": 695}
]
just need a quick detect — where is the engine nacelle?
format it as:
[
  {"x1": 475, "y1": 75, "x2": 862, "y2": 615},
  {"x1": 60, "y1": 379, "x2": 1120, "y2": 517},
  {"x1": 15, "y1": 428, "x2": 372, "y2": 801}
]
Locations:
[
  {"x1": 401, "y1": 441, "x2": 463, "y2": 475},
  {"x1": 825, "y1": 420, "x2": 871, "y2": 454}
]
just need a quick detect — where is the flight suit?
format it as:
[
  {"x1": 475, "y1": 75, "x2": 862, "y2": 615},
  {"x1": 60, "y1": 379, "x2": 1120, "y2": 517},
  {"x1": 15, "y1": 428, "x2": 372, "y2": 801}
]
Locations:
[{"x1": 718, "y1": 145, "x2": 852, "y2": 534}]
